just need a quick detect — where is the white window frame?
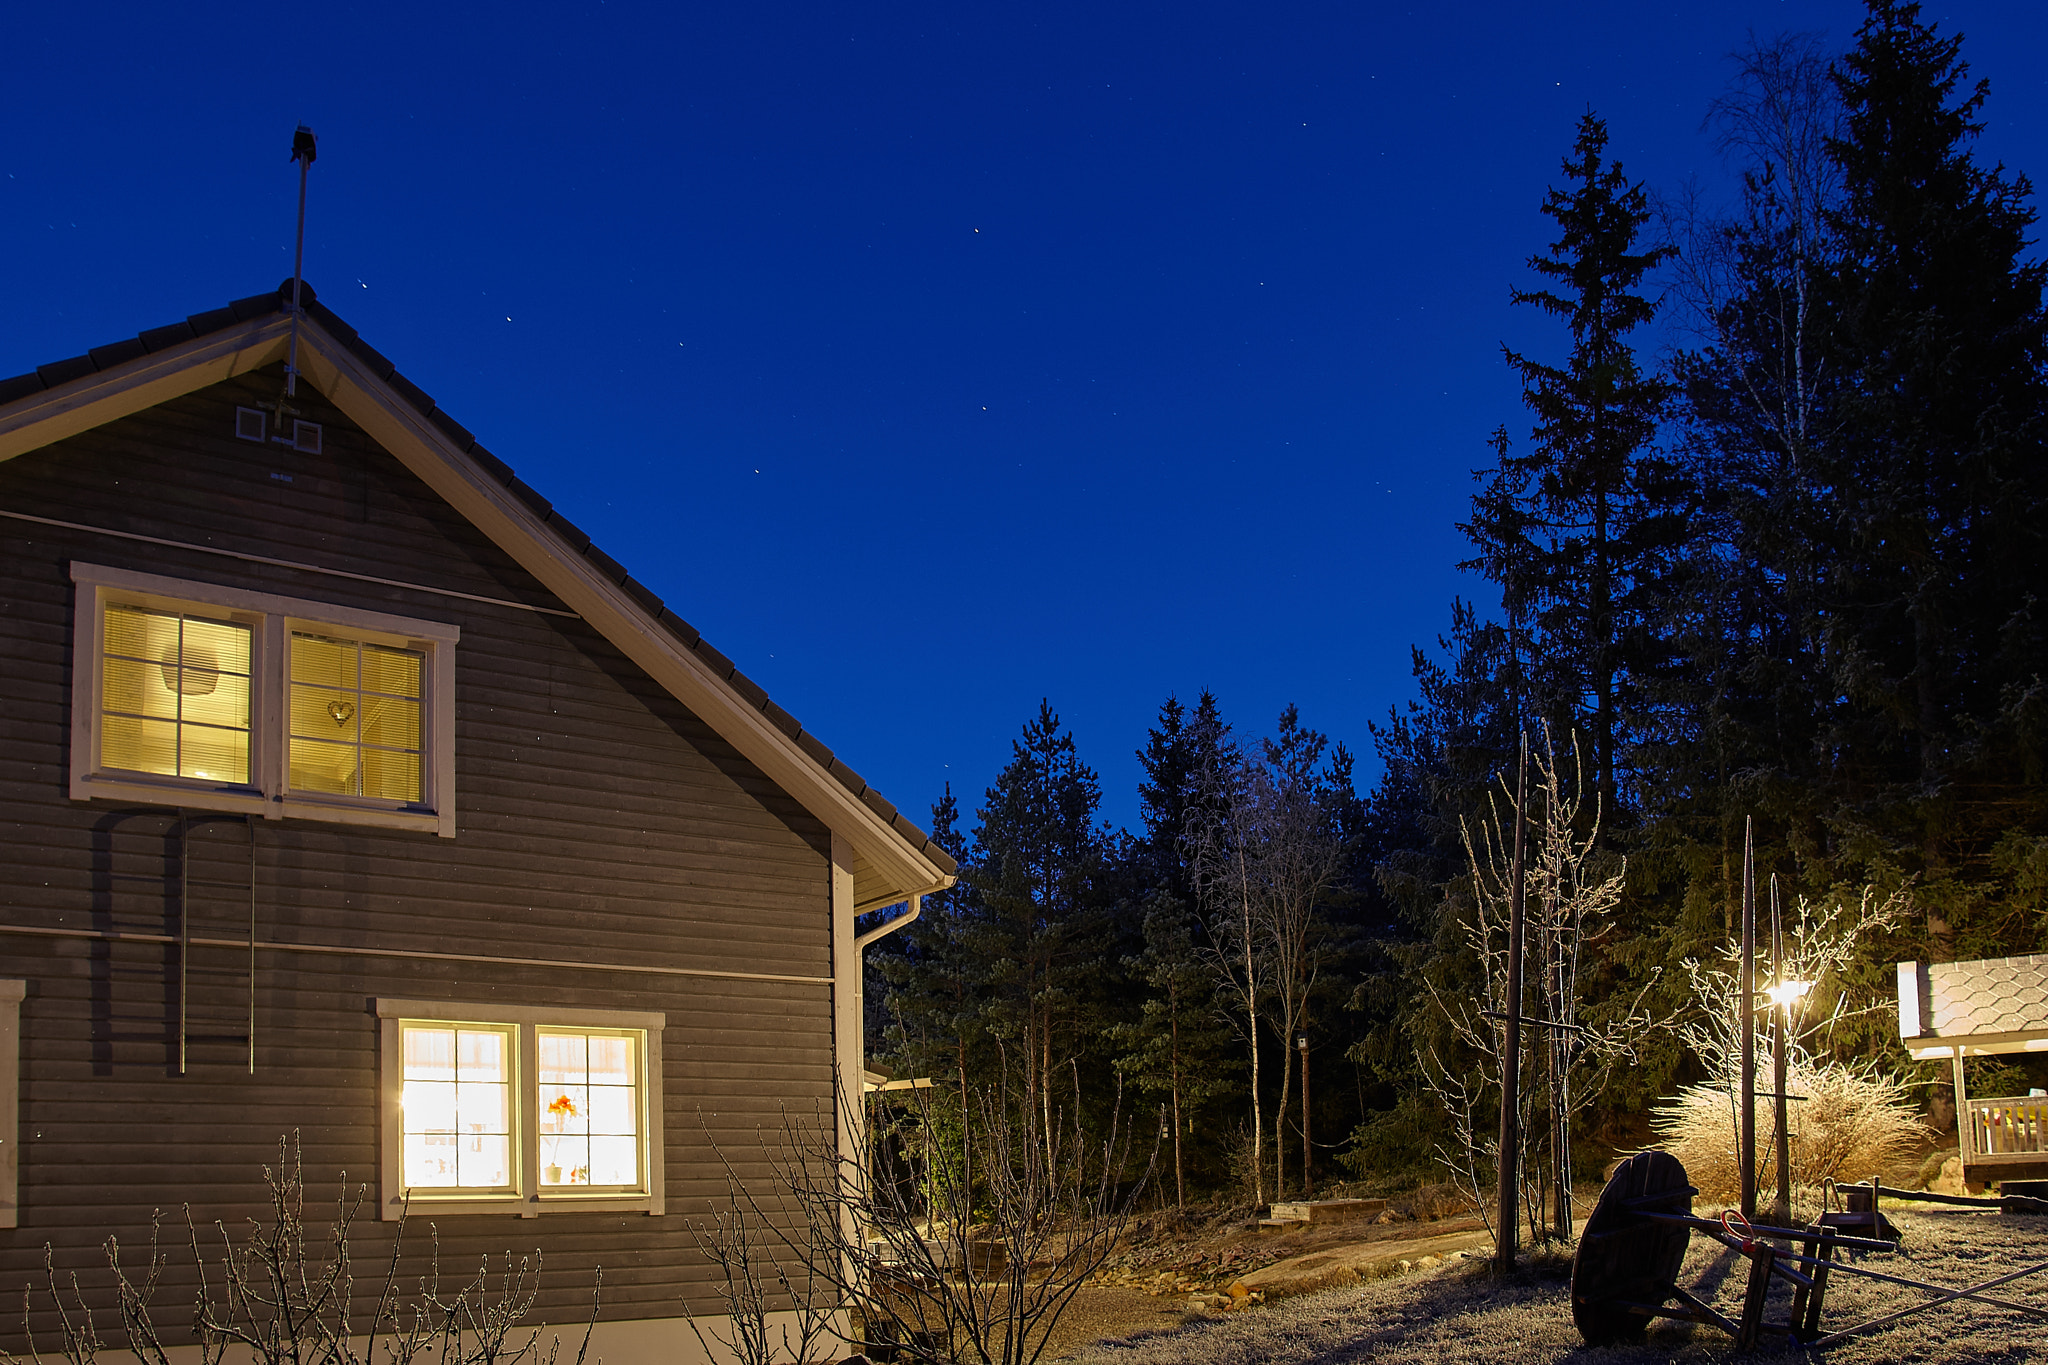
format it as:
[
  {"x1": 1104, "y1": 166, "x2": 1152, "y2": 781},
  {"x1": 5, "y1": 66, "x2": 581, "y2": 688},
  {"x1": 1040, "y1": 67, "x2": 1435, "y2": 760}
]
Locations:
[
  {"x1": 375, "y1": 998, "x2": 666, "y2": 1219},
  {"x1": 1, "y1": 980, "x2": 21, "y2": 1229},
  {"x1": 69, "y1": 563, "x2": 458, "y2": 837}
]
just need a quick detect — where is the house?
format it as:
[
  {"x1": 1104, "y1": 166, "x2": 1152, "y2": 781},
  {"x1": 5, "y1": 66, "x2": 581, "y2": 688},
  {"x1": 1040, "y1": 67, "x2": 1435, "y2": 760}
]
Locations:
[
  {"x1": 0, "y1": 280, "x2": 955, "y2": 1361},
  {"x1": 1897, "y1": 954, "x2": 2048, "y2": 1189}
]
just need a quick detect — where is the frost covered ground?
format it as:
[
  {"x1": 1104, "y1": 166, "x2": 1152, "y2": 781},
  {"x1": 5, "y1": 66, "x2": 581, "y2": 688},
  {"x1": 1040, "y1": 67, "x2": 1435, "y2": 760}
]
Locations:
[{"x1": 1061, "y1": 1207, "x2": 2048, "y2": 1364}]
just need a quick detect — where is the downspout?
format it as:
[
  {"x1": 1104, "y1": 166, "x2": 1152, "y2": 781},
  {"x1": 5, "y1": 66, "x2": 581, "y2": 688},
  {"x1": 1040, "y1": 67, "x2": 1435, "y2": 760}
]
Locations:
[
  {"x1": 854, "y1": 892, "x2": 925, "y2": 952},
  {"x1": 851, "y1": 893, "x2": 928, "y2": 1085}
]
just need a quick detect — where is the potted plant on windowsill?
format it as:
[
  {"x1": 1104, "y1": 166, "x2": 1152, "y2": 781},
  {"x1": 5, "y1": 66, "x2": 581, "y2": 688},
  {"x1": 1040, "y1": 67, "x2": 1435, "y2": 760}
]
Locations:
[{"x1": 545, "y1": 1093, "x2": 578, "y2": 1185}]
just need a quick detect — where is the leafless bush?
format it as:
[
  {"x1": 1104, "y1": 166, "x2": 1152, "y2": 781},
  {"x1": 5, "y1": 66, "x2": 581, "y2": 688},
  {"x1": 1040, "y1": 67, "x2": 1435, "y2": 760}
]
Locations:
[
  {"x1": 1662, "y1": 882, "x2": 1913, "y2": 1210},
  {"x1": 680, "y1": 1156, "x2": 836, "y2": 1365},
  {"x1": 10, "y1": 1135, "x2": 596, "y2": 1365},
  {"x1": 1653, "y1": 1063, "x2": 1929, "y2": 1203},
  {"x1": 711, "y1": 1070, "x2": 1153, "y2": 1365}
]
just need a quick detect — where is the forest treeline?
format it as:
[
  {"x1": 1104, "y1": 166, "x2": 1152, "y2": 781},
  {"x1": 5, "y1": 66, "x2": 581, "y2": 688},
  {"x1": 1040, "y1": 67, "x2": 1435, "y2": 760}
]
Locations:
[{"x1": 864, "y1": 0, "x2": 2048, "y2": 1202}]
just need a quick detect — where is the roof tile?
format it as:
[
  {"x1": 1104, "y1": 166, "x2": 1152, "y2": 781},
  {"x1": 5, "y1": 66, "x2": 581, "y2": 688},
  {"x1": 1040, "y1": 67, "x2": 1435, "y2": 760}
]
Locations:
[
  {"x1": 230, "y1": 291, "x2": 283, "y2": 321},
  {"x1": 386, "y1": 372, "x2": 435, "y2": 415},
  {"x1": 0, "y1": 373, "x2": 46, "y2": 405},
  {"x1": 186, "y1": 307, "x2": 240, "y2": 335},
  {"x1": 139, "y1": 321, "x2": 198, "y2": 353},
  {"x1": 1924, "y1": 954, "x2": 2048, "y2": 1039},
  {"x1": 828, "y1": 757, "x2": 869, "y2": 795},
  {"x1": 37, "y1": 356, "x2": 97, "y2": 388},
  {"x1": 691, "y1": 637, "x2": 735, "y2": 678},
  {"x1": 796, "y1": 732, "x2": 835, "y2": 769},
  {"x1": 656, "y1": 608, "x2": 701, "y2": 648},
  {"x1": 762, "y1": 700, "x2": 803, "y2": 740},
  {"x1": 88, "y1": 338, "x2": 148, "y2": 370},
  {"x1": 584, "y1": 544, "x2": 628, "y2": 584},
  {"x1": 622, "y1": 576, "x2": 664, "y2": 616},
  {"x1": 726, "y1": 668, "x2": 769, "y2": 710},
  {"x1": 860, "y1": 787, "x2": 898, "y2": 823},
  {"x1": 346, "y1": 336, "x2": 396, "y2": 380},
  {"x1": 923, "y1": 842, "x2": 961, "y2": 876},
  {"x1": 545, "y1": 510, "x2": 593, "y2": 553},
  {"x1": 304, "y1": 300, "x2": 357, "y2": 343},
  {"x1": 428, "y1": 408, "x2": 474, "y2": 449},
  {"x1": 506, "y1": 477, "x2": 553, "y2": 518},
  {"x1": 467, "y1": 444, "x2": 516, "y2": 485}
]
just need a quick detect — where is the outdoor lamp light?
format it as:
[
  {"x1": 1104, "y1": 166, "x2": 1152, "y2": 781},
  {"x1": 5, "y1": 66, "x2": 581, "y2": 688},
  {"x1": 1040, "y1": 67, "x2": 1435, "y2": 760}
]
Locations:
[{"x1": 1765, "y1": 979, "x2": 1813, "y2": 1009}]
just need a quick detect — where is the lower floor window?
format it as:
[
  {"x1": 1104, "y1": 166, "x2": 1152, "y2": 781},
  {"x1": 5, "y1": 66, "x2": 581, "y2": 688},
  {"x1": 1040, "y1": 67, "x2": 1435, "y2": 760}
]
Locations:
[
  {"x1": 401, "y1": 1023, "x2": 514, "y2": 1190},
  {"x1": 377, "y1": 1000, "x2": 665, "y2": 1217},
  {"x1": 538, "y1": 1028, "x2": 642, "y2": 1189}
]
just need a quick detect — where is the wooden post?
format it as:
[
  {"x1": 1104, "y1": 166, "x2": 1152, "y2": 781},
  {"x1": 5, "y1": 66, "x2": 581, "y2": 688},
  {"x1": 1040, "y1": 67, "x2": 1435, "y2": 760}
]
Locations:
[
  {"x1": 1298, "y1": 1033, "x2": 1311, "y2": 1194},
  {"x1": 1496, "y1": 732, "x2": 1529, "y2": 1272},
  {"x1": 1549, "y1": 877, "x2": 1570, "y2": 1241},
  {"x1": 1740, "y1": 817, "x2": 1757, "y2": 1222},
  {"x1": 1953, "y1": 1050, "x2": 1971, "y2": 1169},
  {"x1": 1772, "y1": 875, "x2": 1791, "y2": 1224}
]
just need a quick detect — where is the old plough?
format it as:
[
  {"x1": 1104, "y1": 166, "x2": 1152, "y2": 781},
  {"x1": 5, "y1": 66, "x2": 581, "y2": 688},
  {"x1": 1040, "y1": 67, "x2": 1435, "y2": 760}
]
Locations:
[{"x1": 1571, "y1": 1151, "x2": 2048, "y2": 1349}]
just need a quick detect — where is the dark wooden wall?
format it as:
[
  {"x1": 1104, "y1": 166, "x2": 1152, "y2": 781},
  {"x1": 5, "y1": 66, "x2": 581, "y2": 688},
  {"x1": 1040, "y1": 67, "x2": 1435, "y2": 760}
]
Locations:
[{"x1": 0, "y1": 364, "x2": 837, "y2": 1346}]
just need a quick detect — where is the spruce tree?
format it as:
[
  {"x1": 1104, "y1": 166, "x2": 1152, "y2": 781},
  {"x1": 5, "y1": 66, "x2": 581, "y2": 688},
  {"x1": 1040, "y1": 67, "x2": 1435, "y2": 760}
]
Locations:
[
  {"x1": 1112, "y1": 896, "x2": 1238, "y2": 1207},
  {"x1": 1817, "y1": 0, "x2": 2048, "y2": 955},
  {"x1": 1657, "y1": 33, "x2": 1847, "y2": 942},
  {"x1": 873, "y1": 785, "x2": 988, "y2": 1097},
  {"x1": 960, "y1": 702, "x2": 1113, "y2": 1147},
  {"x1": 1467, "y1": 111, "x2": 1679, "y2": 816}
]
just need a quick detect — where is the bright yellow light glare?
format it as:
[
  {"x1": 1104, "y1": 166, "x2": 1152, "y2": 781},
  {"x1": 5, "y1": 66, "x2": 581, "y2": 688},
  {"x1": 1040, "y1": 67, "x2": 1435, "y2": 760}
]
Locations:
[{"x1": 1765, "y1": 980, "x2": 1814, "y2": 1008}]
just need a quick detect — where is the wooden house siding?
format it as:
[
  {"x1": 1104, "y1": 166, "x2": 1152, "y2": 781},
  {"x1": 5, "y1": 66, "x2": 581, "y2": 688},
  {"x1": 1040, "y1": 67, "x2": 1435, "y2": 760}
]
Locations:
[{"x1": 0, "y1": 364, "x2": 838, "y2": 1345}]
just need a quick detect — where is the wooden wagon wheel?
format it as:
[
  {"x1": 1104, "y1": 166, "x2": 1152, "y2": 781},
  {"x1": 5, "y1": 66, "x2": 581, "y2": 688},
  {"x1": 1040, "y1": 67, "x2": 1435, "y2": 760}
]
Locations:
[{"x1": 1571, "y1": 1150, "x2": 1696, "y2": 1345}]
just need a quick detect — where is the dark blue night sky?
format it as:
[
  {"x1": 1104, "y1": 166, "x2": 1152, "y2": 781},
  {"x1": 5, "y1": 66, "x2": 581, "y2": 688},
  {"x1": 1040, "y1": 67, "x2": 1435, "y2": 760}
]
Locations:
[{"x1": 6, "y1": 2, "x2": 2045, "y2": 831}]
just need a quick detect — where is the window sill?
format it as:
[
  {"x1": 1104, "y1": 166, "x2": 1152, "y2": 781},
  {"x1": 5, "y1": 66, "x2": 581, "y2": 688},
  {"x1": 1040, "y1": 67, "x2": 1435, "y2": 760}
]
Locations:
[
  {"x1": 71, "y1": 772, "x2": 267, "y2": 817},
  {"x1": 387, "y1": 1192, "x2": 663, "y2": 1219},
  {"x1": 70, "y1": 775, "x2": 450, "y2": 836},
  {"x1": 278, "y1": 796, "x2": 450, "y2": 838}
]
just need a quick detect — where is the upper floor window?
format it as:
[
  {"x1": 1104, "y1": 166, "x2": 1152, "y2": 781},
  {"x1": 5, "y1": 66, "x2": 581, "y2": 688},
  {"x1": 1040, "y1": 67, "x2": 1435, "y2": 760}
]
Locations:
[
  {"x1": 70, "y1": 563, "x2": 458, "y2": 837},
  {"x1": 101, "y1": 603, "x2": 255, "y2": 784},
  {"x1": 289, "y1": 631, "x2": 426, "y2": 801}
]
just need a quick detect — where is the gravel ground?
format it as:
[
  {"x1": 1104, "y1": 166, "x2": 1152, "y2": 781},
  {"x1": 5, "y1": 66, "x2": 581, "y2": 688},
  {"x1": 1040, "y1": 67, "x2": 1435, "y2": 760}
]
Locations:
[{"x1": 1059, "y1": 1207, "x2": 2048, "y2": 1364}]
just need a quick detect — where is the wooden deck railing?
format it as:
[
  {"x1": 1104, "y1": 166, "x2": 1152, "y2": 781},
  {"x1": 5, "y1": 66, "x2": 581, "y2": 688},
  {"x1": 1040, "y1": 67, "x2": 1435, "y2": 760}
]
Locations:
[{"x1": 1968, "y1": 1095, "x2": 2048, "y2": 1158}]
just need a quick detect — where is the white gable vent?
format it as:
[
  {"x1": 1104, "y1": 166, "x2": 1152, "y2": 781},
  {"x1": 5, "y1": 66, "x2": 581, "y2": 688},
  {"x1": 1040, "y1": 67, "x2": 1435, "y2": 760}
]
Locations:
[
  {"x1": 235, "y1": 407, "x2": 267, "y2": 443},
  {"x1": 291, "y1": 420, "x2": 323, "y2": 455}
]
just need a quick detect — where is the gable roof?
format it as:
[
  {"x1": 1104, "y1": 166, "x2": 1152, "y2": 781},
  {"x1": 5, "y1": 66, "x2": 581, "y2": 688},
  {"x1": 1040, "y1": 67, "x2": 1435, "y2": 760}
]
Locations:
[
  {"x1": 0, "y1": 280, "x2": 956, "y2": 906},
  {"x1": 1897, "y1": 953, "x2": 2048, "y2": 1058}
]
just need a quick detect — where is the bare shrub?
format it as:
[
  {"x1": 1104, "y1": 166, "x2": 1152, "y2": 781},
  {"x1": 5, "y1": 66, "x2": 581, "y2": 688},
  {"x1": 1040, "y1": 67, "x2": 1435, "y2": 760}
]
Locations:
[
  {"x1": 1652, "y1": 1062, "x2": 1929, "y2": 1202},
  {"x1": 680, "y1": 1159, "x2": 836, "y2": 1365},
  {"x1": 11, "y1": 1135, "x2": 595, "y2": 1365},
  {"x1": 1661, "y1": 882, "x2": 1915, "y2": 1210},
  {"x1": 715, "y1": 1071, "x2": 1154, "y2": 1365}
]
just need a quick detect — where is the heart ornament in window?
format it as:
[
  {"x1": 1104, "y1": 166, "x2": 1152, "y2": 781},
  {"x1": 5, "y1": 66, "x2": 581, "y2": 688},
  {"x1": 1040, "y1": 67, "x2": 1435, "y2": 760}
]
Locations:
[{"x1": 328, "y1": 699, "x2": 356, "y2": 726}]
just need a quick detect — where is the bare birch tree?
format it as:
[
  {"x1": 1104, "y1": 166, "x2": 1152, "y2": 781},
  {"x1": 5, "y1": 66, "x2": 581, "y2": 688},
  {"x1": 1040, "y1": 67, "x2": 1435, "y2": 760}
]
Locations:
[
  {"x1": 1187, "y1": 707, "x2": 1349, "y2": 1202},
  {"x1": 1418, "y1": 730, "x2": 1657, "y2": 1244}
]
